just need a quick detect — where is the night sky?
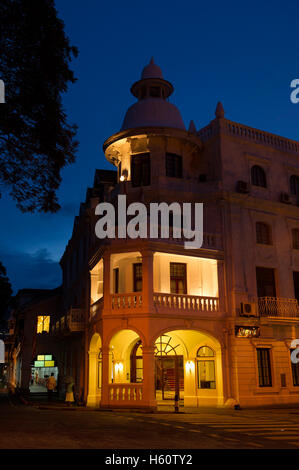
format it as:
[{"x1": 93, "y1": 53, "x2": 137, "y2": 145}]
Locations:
[{"x1": 1, "y1": 0, "x2": 298, "y2": 293}]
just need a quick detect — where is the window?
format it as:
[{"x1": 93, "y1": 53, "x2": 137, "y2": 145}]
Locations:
[
  {"x1": 292, "y1": 229, "x2": 299, "y2": 249},
  {"x1": 197, "y1": 346, "x2": 216, "y2": 389},
  {"x1": 131, "y1": 154, "x2": 151, "y2": 187},
  {"x1": 256, "y1": 222, "x2": 272, "y2": 245},
  {"x1": 166, "y1": 153, "x2": 182, "y2": 178},
  {"x1": 291, "y1": 350, "x2": 299, "y2": 386},
  {"x1": 34, "y1": 354, "x2": 55, "y2": 368},
  {"x1": 251, "y1": 165, "x2": 267, "y2": 188},
  {"x1": 170, "y1": 263, "x2": 187, "y2": 294},
  {"x1": 290, "y1": 175, "x2": 299, "y2": 196},
  {"x1": 257, "y1": 348, "x2": 272, "y2": 387},
  {"x1": 37, "y1": 316, "x2": 50, "y2": 334},
  {"x1": 256, "y1": 267, "x2": 276, "y2": 297},
  {"x1": 133, "y1": 263, "x2": 142, "y2": 292},
  {"x1": 113, "y1": 268, "x2": 119, "y2": 294}
]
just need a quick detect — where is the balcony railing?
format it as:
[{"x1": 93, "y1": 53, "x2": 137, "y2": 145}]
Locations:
[
  {"x1": 111, "y1": 293, "x2": 143, "y2": 310},
  {"x1": 258, "y1": 297, "x2": 299, "y2": 319},
  {"x1": 154, "y1": 293, "x2": 219, "y2": 313},
  {"x1": 108, "y1": 383, "x2": 143, "y2": 406},
  {"x1": 51, "y1": 309, "x2": 85, "y2": 334},
  {"x1": 109, "y1": 292, "x2": 219, "y2": 313}
]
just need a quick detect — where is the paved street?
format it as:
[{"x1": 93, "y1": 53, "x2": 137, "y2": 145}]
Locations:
[{"x1": 1, "y1": 393, "x2": 299, "y2": 449}]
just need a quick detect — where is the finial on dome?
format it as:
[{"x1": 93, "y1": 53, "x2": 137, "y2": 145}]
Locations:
[
  {"x1": 188, "y1": 120, "x2": 196, "y2": 134},
  {"x1": 215, "y1": 101, "x2": 225, "y2": 118},
  {"x1": 141, "y1": 58, "x2": 163, "y2": 79}
]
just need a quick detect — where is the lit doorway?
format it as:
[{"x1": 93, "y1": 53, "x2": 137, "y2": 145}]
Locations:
[
  {"x1": 154, "y1": 335, "x2": 184, "y2": 402},
  {"x1": 30, "y1": 354, "x2": 58, "y2": 394}
]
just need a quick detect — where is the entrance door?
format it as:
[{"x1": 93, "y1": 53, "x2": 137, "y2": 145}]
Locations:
[{"x1": 155, "y1": 356, "x2": 184, "y2": 400}]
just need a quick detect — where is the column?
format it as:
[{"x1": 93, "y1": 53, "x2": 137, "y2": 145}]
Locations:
[
  {"x1": 100, "y1": 346, "x2": 110, "y2": 407},
  {"x1": 141, "y1": 250, "x2": 154, "y2": 312},
  {"x1": 103, "y1": 252, "x2": 111, "y2": 312},
  {"x1": 217, "y1": 260, "x2": 227, "y2": 313},
  {"x1": 142, "y1": 346, "x2": 156, "y2": 409},
  {"x1": 86, "y1": 350, "x2": 98, "y2": 407}
]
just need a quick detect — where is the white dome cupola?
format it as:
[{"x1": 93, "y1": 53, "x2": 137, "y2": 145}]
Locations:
[{"x1": 121, "y1": 58, "x2": 185, "y2": 131}]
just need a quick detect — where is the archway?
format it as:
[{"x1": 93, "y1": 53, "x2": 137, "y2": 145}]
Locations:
[
  {"x1": 109, "y1": 329, "x2": 142, "y2": 384},
  {"x1": 152, "y1": 329, "x2": 224, "y2": 407},
  {"x1": 87, "y1": 333, "x2": 102, "y2": 407},
  {"x1": 154, "y1": 334, "x2": 184, "y2": 402}
]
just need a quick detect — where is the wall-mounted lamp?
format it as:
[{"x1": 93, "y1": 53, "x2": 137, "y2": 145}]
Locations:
[
  {"x1": 115, "y1": 361, "x2": 123, "y2": 373},
  {"x1": 185, "y1": 360, "x2": 195, "y2": 373},
  {"x1": 120, "y1": 169, "x2": 128, "y2": 182}
]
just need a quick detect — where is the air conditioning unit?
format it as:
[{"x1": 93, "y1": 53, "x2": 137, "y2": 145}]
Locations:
[
  {"x1": 281, "y1": 192, "x2": 291, "y2": 204},
  {"x1": 240, "y1": 302, "x2": 257, "y2": 317},
  {"x1": 236, "y1": 181, "x2": 249, "y2": 194}
]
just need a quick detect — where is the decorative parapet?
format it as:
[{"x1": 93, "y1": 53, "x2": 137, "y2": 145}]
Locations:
[{"x1": 198, "y1": 119, "x2": 299, "y2": 155}]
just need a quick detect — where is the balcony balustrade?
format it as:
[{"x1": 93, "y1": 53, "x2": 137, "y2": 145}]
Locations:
[
  {"x1": 111, "y1": 293, "x2": 143, "y2": 310},
  {"x1": 258, "y1": 297, "x2": 299, "y2": 319},
  {"x1": 154, "y1": 293, "x2": 219, "y2": 313},
  {"x1": 108, "y1": 292, "x2": 219, "y2": 314},
  {"x1": 51, "y1": 308, "x2": 85, "y2": 334},
  {"x1": 108, "y1": 383, "x2": 143, "y2": 406}
]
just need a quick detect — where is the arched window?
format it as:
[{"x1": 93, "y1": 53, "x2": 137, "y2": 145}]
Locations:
[
  {"x1": 251, "y1": 165, "x2": 267, "y2": 188},
  {"x1": 196, "y1": 346, "x2": 216, "y2": 389},
  {"x1": 290, "y1": 175, "x2": 299, "y2": 196},
  {"x1": 130, "y1": 340, "x2": 143, "y2": 383},
  {"x1": 256, "y1": 222, "x2": 272, "y2": 245},
  {"x1": 292, "y1": 229, "x2": 299, "y2": 250}
]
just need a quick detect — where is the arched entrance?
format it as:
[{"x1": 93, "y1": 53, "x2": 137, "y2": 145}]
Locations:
[
  {"x1": 87, "y1": 333, "x2": 102, "y2": 407},
  {"x1": 109, "y1": 329, "x2": 142, "y2": 384},
  {"x1": 152, "y1": 329, "x2": 224, "y2": 407},
  {"x1": 155, "y1": 335, "x2": 184, "y2": 401}
]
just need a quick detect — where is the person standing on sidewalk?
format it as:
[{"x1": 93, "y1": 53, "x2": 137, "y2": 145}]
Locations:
[
  {"x1": 65, "y1": 377, "x2": 75, "y2": 406},
  {"x1": 46, "y1": 373, "x2": 56, "y2": 402}
]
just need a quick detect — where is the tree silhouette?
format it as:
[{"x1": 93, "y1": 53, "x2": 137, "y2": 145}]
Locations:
[
  {"x1": 0, "y1": 0, "x2": 78, "y2": 212},
  {"x1": 0, "y1": 261, "x2": 12, "y2": 331}
]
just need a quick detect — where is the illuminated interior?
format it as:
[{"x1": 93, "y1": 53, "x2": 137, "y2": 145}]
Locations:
[
  {"x1": 153, "y1": 252, "x2": 218, "y2": 297},
  {"x1": 90, "y1": 259, "x2": 103, "y2": 304},
  {"x1": 30, "y1": 354, "x2": 58, "y2": 393},
  {"x1": 37, "y1": 316, "x2": 50, "y2": 334},
  {"x1": 110, "y1": 252, "x2": 142, "y2": 293}
]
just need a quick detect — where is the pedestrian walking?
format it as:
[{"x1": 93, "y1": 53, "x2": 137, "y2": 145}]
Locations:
[{"x1": 46, "y1": 373, "x2": 56, "y2": 402}]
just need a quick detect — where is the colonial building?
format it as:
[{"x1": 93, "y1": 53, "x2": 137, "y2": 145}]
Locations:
[{"x1": 7, "y1": 59, "x2": 299, "y2": 409}]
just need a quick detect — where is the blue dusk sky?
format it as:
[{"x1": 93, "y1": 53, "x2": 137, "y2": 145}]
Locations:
[{"x1": 1, "y1": 0, "x2": 298, "y2": 292}]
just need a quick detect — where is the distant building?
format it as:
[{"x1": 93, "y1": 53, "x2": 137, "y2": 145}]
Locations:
[{"x1": 7, "y1": 59, "x2": 299, "y2": 408}]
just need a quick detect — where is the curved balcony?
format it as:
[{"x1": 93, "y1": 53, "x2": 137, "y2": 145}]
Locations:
[{"x1": 108, "y1": 292, "x2": 219, "y2": 314}]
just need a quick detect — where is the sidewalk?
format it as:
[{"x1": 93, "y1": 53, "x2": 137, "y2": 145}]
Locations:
[{"x1": 7, "y1": 391, "x2": 299, "y2": 414}]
